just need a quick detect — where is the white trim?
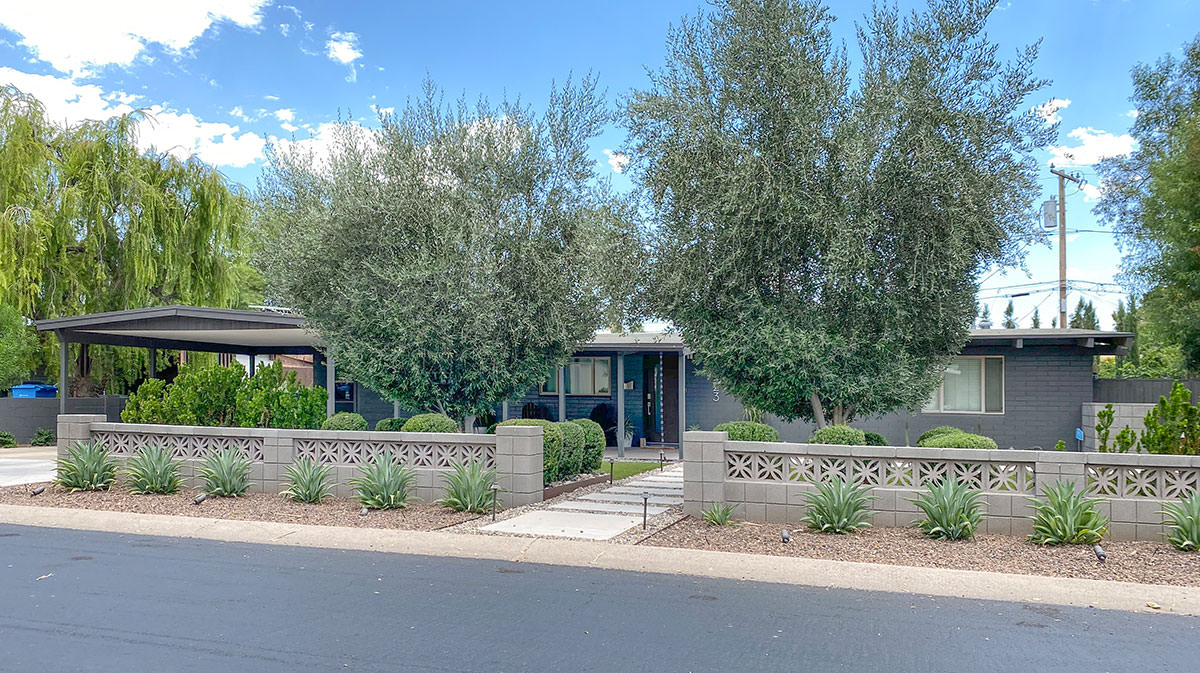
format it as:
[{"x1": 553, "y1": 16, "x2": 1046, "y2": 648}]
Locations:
[{"x1": 923, "y1": 355, "x2": 1005, "y2": 415}]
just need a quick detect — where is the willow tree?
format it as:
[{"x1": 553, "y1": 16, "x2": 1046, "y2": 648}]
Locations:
[
  {"x1": 625, "y1": 0, "x2": 1051, "y2": 427},
  {"x1": 257, "y1": 77, "x2": 644, "y2": 419},
  {"x1": 0, "y1": 87, "x2": 255, "y2": 391}
]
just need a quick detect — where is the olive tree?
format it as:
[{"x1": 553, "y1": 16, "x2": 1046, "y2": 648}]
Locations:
[
  {"x1": 257, "y1": 77, "x2": 643, "y2": 418},
  {"x1": 625, "y1": 0, "x2": 1051, "y2": 427}
]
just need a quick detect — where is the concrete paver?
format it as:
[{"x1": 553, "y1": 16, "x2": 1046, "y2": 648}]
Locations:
[
  {"x1": 479, "y1": 510, "x2": 643, "y2": 540},
  {"x1": 548, "y1": 501, "x2": 670, "y2": 515},
  {"x1": 0, "y1": 458, "x2": 55, "y2": 487}
]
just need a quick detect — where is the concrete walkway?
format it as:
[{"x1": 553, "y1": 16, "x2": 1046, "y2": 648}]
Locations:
[
  {"x1": 482, "y1": 464, "x2": 683, "y2": 540},
  {"x1": 0, "y1": 447, "x2": 55, "y2": 487}
]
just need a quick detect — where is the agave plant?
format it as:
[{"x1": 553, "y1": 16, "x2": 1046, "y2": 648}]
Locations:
[
  {"x1": 802, "y1": 478, "x2": 873, "y2": 534},
  {"x1": 123, "y1": 444, "x2": 183, "y2": 495},
  {"x1": 1028, "y1": 481, "x2": 1108, "y2": 545},
  {"x1": 349, "y1": 453, "x2": 417, "y2": 510},
  {"x1": 196, "y1": 449, "x2": 253, "y2": 497},
  {"x1": 1161, "y1": 493, "x2": 1200, "y2": 552},
  {"x1": 910, "y1": 478, "x2": 983, "y2": 540},
  {"x1": 436, "y1": 461, "x2": 498, "y2": 513},
  {"x1": 701, "y1": 502, "x2": 736, "y2": 526},
  {"x1": 281, "y1": 457, "x2": 333, "y2": 504},
  {"x1": 55, "y1": 440, "x2": 118, "y2": 492}
]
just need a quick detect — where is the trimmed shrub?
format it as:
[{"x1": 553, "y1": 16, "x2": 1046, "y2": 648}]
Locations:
[
  {"x1": 917, "y1": 425, "x2": 961, "y2": 446},
  {"x1": 235, "y1": 361, "x2": 326, "y2": 429},
  {"x1": 123, "y1": 444, "x2": 183, "y2": 495},
  {"x1": 321, "y1": 411, "x2": 368, "y2": 431},
  {"x1": 810, "y1": 424, "x2": 866, "y2": 446},
  {"x1": 163, "y1": 362, "x2": 244, "y2": 426},
  {"x1": 555, "y1": 421, "x2": 585, "y2": 480},
  {"x1": 802, "y1": 478, "x2": 873, "y2": 534},
  {"x1": 375, "y1": 417, "x2": 407, "y2": 432},
  {"x1": 0, "y1": 430, "x2": 15, "y2": 448},
  {"x1": 910, "y1": 478, "x2": 983, "y2": 540},
  {"x1": 571, "y1": 418, "x2": 605, "y2": 472},
  {"x1": 196, "y1": 449, "x2": 253, "y2": 497},
  {"x1": 437, "y1": 461, "x2": 499, "y2": 513},
  {"x1": 281, "y1": 457, "x2": 333, "y2": 503},
  {"x1": 921, "y1": 432, "x2": 997, "y2": 450},
  {"x1": 862, "y1": 431, "x2": 888, "y2": 447},
  {"x1": 120, "y1": 378, "x2": 169, "y2": 424},
  {"x1": 1028, "y1": 481, "x2": 1108, "y2": 545},
  {"x1": 702, "y1": 502, "x2": 736, "y2": 526},
  {"x1": 1162, "y1": 493, "x2": 1200, "y2": 552},
  {"x1": 350, "y1": 453, "x2": 417, "y2": 509},
  {"x1": 55, "y1": 440, "x2": 118, "y2": 491},
  {"x1": 714, "y1": 421, "x2": 780, "y2": 442},
  {"x1": 401, "y1": 413, "x2": 458, "y2": 433},
  {"x1": 497, "y1": 419, "x2": 563, "y2": 484},
  {"x1": 31, "y1": 428, "x2": 56, "y2": 446}
]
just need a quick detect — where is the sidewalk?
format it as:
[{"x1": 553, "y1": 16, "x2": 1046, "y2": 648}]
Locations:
[{"x1": 0, "y1": 446, "x2": 55, "y2": 487}]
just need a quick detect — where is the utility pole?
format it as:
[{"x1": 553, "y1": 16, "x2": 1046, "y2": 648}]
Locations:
[{"x1": 1050, "y1": 167, "x2": 1083, "y2": 327}]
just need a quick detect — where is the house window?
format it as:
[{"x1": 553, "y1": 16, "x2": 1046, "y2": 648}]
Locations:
[
  {"x1": 540, "y1": 357, "x2": 612, "y2": 396},
  {"x1": 924, "y1": 356, "x2": 1004, "y2": 414}
]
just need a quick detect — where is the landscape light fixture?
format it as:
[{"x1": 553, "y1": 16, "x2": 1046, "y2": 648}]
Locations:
[
  {"x1": 781, "y1": 529, "x2": 791, "y2": 544},
  {"x1": 360, "y1": 506, "x2": 369, "y2": 517},
  {"x1": 659, "y1": 450, "x2": 665, "y2": 472},
  {"x1": 608, "y1": 458, "x2": 615, "y2": 484},
  {"x1": 193, "y1": 493, "x2": 207, "y2": 505},
  {"x1": 491, "y1": 484, "x2": 502, "y2": 521},
  {"x1": 1093, "y1": 544, "x2": 1106, "y2": 564},
  {"x1": 642, "y1": 491, "x2": 650, "y2": 530},
  {"x1": 30, "y1": 486, "x2": 45, "y2": 497}
]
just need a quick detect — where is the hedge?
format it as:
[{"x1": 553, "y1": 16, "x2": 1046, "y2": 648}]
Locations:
[
  {"x1": 555, "y1": 421, "x2": 585, "y2": 480},
  {"x1": 571, "y1": 418, "x2": 605, "y2": 472},
  {"x1": 810, "y1": 424, "x2": 866, "y2": 446},
  {"x1": 497, "y1": 419, "x2": 562, "y2": 484},
  {"x1": 714, "y1": 421, "x2": 780, "y2": 442},
  {"x1": 920, "y1": 432, "x2": 998, "y2": 450},
  {"x1": 322, "y1": 411, "x2": 368, "y2": 431},
  {"x1": 862, "y1": 431, "x2": 888, "y2": 446},
  {"x1": 374, "y1": 417, "x2": 407, "y2": 432},
  {"x1": 401, "y1": 413, "x2": 458, "y2": 433},
  {"x1": 917, "y1": 425, "x2": 962, "y2": 446}
]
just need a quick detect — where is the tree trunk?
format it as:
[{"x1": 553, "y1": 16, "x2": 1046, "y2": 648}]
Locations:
[{"x1": 809, "y1": 393, "x2": 827, "y2": 429}]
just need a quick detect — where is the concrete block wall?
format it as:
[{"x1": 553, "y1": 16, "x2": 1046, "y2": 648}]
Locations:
[
  {"x1": 56, "y1": 415, "x2": 543, "y2": 508},
  {"x1": 683, "y1": 431, "x2": 1200, "y2": 541},
  {"x1": 1081, "y1": 403, "x2": 1154, "y2": 452}
]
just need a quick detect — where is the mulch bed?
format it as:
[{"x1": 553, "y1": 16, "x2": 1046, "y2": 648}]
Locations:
[
  {"x1": 0, "y1": 483, "x2": 478, "y2": 531},
  {"x1": 643, "y1": 517, "x2": 1200, "y2": 587}
]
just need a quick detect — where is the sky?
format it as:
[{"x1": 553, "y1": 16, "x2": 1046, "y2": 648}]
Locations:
[{"x1": 1, "y1": 0, "x2": 1197, "y2": 330}]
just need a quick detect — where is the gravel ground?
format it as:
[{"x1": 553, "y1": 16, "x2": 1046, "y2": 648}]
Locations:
[
  {"x1": 0, "y1": 483, "x2": 478, "y2": 531},
  {"x1": 643, "y1": 517, "x2": 1200, "y2": 586}
]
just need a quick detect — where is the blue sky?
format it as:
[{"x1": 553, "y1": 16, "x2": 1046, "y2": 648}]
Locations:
[{"x1": 2, "y1": 1, "x2": 1198, "y2": 329}]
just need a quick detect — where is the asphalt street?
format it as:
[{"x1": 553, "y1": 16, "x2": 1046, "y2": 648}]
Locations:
[{"x1": 0, "y1": 523, "x2": 1196, "y2": 672}]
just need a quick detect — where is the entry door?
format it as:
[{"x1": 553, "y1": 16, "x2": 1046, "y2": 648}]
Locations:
[
  {"x1": 642, "y1": 356, "x2": 660, "y2": 442},
  {"x1": 661, "y1": 353, "x2": 679, "y2": 444}
]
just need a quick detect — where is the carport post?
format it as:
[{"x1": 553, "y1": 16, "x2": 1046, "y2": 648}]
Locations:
[
  {"x1": 325, "y1": 353, "x2": 335, "y2": 418},
  {"x1": 58, "y1": 333, "x2": 68, "y2": 414},
  {"x1": 557, "y1": 366, "x2": 566, "y2": 422},
  {"x1": 149, "y1": 348, "x2": 157, "y2": 379},
  {"x1": 616, "y1": 353, "x2": 625, "y2": 458},
  {"x1": 677, "y1": 352, "x2": 686, "y2": 460},
  {"x1": 248, "y1": 352, "x2": 256, "y2": 376},
  {"x1": 501, "y1": 400, "x2": 509, "y2": 421}
]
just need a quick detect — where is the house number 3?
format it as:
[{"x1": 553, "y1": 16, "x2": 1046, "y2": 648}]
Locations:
[{"x1": 712, "y1": 387, "x2": 720, "y2": 402}]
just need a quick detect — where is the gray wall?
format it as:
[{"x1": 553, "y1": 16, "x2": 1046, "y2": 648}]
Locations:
[
  {"x1": 0, "y1": 397, "x2": 126, "y2": 443},
  {"x1": 1094, "y1": 378, "x2": 1200, "y2": 404}
]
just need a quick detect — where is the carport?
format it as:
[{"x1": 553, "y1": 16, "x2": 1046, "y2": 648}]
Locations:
[{"x1": 34, "y1": 305, "x2": 340, "y2": 417}]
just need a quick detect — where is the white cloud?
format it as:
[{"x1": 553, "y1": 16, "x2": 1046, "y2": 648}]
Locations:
[
  {"x1": 278, "y1": 23, "x2": 290, "y2": 37},
  {"x1": 1081, "y1": 183, "x2": 1103, "y2": 202},
  {"x1": 1033, "y1": 98, "x2": 1070, "y2": 125},
  {"x1": 0, "y1": 0, "x2": 268, "y2": 75},
  {"x1": 264, "y1": 94, "x2": 280, "y2": 101},
  {"x1": 326, "y1": 31, "x2": 362, "y2": 64},
  {"x1": 0, "y1": 67, "x2": 265, "y2": 168},
  {"x1": 280, "y1": 122, "x2": 298, "y2": 133},
  {"x1": 272, "y1": 121, "x2": 370, "y2": 169},
  {"x1": 1126, "y1": 109, "x2": 1139, "y2": 119},
  {"x1": 603, "y1": 149, "x2": 630, "y2": 173},
  {"x1": 230, "y1": 105, "x2": 249, "y2": 120},
  {"x1": 369, "y1": 103, "x2": 394, "y2": 117},
  {"x1": 274, "y1": 108, "x2": 294, "y2": 122},
  {"x1": 1047, "y1": 127, "x2": 1136, "y2": 167}
]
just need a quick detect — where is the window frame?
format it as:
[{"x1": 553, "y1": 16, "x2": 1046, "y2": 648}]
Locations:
[
  {"x1": 923, "y1": 355, "x2": 1005, "y2": 415},
  {"x1": 539, "y1": 356, "x2": 613, "y2": 397}
]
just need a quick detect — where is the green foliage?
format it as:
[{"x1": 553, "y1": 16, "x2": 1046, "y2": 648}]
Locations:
[
  {"x1": 1161, "y1": 493, "x2": 1200, "y2": 551},
  {"x1": 257, "y1": 76, "x2": 644, "y2": 420},
  {"x1": 1028, "y1": 481, "x2": 1109, "y2": 545},
  {"x1": 436, "y1": 461, "x2": 499, "y2": 513},
  {"x1": 921, "y1": 432, "x2": 998, "y2": 450},
  {"x1": 55, "y1": 440, "x2": 117, "y2": 491},
  {"x1": 1114, "y1": 426, "x2": 1138, "y2": 453},
  {"x1": 1002, "y1": 300, "x2": 1017, "y2": 329},
  {"x1": 1139, "y1": 382, "x2": 1200, "y2": 454},
  {"x1": 1054, "y1": 439, "x2": 1067, "y2": 451},
  {"x1": 31, "y1": 428, "x2": 55, "y2": 446},
  {"x1": 702, "y1": 502, "x2": 736, "y2": 526},
  {"x1": 121, "y1": 378, "x2": 169, "y2": 424},
  {"x1": 571, "y1": 418, "x2": 606, "y2": 472},
  {"x1": 862, "y1": 431, "x2": 888, "y2": 447},
  {"x1": 234, "y1": 361, "x2": 326, "y2": 429},
  {"x1": 714, "y1": 421, "x2": 780, "y2": 442},
  {"x1": 497, "y1": 419, "x2": 563, "y2": 484},
  {"x1": 400, "y1": 413, "x2": 459, "y2": 433},
  {"x1": 281, "y1": 458, "x2": 333, "y2": 503},
  {"x1": 0, "y1": 303, "x2": 37, "y2": 390},
  {"x1": 741, "y1": 407, "x2": 766, "y2": 424},
  {"x1": 163, "y1": 363, "x2": 245, "y2": 426},
  {"x1": 626, "y1": 0, "x2": 1051, "y2": 428},
  {"x1": 802, "y1": 478, "x2": 873, "y2": 534},
  {"x1": 1069, "y1": 298, "x2": 1099, "y2": 330},
  {"x1": 1095, "y1": 404, "x2": 1115, "y2": 452},
  {"x1": 910, "y1": 478, "x2": 983, "y2": 540},
  {"x1": 810, "y1": 425, "x2": 866, "y2": 446},
  {"x1": 196, "y1": 449, "x2": 253, "y2": 497},
  {"x1": 122, "y1": 444, "x2": 183, "y2": 495},
  {"x1": 917, "y1": 426, "x2": 961, "y2": 446},
  {"x1": 321, "y1": 411, "x2": 368, "y2": 431},
  {"x1": 374, "y1": 417, "x2": 407, "y2": 432},
  {"x1": 0, "y1": 430, "x2": 15, "y2": 448},
  {"x1": 555, "y1": 421, "x2": 586, "y2": 479},
  {"x1": 349, "y1": 453, "x2": 417, "y2": 510}
]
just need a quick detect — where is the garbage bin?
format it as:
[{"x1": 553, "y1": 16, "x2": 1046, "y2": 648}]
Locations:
[{"x1": 11, "y1": 383, "x2": 58, "y2": 398}]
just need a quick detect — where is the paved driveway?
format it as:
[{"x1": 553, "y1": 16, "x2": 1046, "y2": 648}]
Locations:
[{"x1": 0, "y1": 446, "x2": 55, "y2": 487}]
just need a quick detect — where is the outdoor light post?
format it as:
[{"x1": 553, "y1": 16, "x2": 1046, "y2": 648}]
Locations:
[
  {"x1": 659, "y1": 450, "x2": 664, "y2": 472},
  {"x1": 491, "y1": 484, "x2": 502, "y2": 521},
  {"x1": 642, "y1": 491, "x2": 649, "y2": 530},
  {"x1": 609, "y1": 458, "x2": 615, "y2": 484}
]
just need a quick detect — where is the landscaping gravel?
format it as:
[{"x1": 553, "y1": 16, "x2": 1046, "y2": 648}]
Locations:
[
  {"x1": 643, "y1": 517, "x2": 1200, "y2": 587},
  {"x1": 0, "y1": 483, "x2": 478, "y2": 531}
]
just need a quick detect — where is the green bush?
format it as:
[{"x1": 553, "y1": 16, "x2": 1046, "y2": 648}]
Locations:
[
  {"x1": 1161, "y1": 493, "x2": 1200, "y2": 552},
  {"x1": 350, "y1": 453, "x2": 417, "y2": 509},
  {"x1": 910, "y1": 478, "x2": 983, "y2": 540},
  {"x1": 235, "y1": 361, "x2": 326, "y2": 429},
  {"x1": 374, "y1": 417, "x2": 407, "y2": 432},
  {"x1": 0, "y1": 430, "x2": 15, "y2": 448},
  {"x1": 401, "y1": 413, "x2": 459, "y2": 433},
  {"x1": 55, "y1": 440, "x2": 118, "y2": 491},
  {"x1": 31, "y1": 428, "x2": 56, "y2": 446},
  {"x1": 803, "y1": 478, "x2": 873, "y2": 534},
  {"x1": 917, "y1": 425, "x2": 961, "y2": 445},
  {"x1": 437, "y1": 461, "x2": 499, "y2": 513},
  {"x1": 196, "y1": 449, "x2": 253, "y2": 497},
  {"x1": 121, "y1": 377, "x2": 169, "y2": 423},
  {"x1": 163, "y1": 362, "x2": 244, "y2": 426},
  {"x1": 572, "y1": 418, "x2": 606, "y2": 472},
  {"x1": 809, "y1": 424, "x2": 866, "y2": 446},
  {"x1": 862, "y1": 431, "x2": 888, "y2": 447},
  {"x1": 1139, "y1": 382, "x2": 1200, "y2": 454},
  {"x1": 920, "y1": 432, "x2": 997, "y2": 449},
  {"x1": 714, "y1": 421, "x2": 780, "y2": 442},
  {"x1": 555, "y1": 421, "x2": 585, "y2": 480},
  {"x1": 281, "y1": 458, "x2": 333, "y2": 503},
  {"x1": 497, "y1": 419, "x2": 563, "y2": 484},
  {"x1": 1028, "y1": 481, "x2": 1108, "y2": 545},
  {"x1": 321, "y1": 411, "x2": 368, "y2": 431},
  {"x1": 702, "y1": 502, "x2": 736, "y2": 526},
  {"x1": 123, "y1": 444, "x2": 183, "y2": 495}
]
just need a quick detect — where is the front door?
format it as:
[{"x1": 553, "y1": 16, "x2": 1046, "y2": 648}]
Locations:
[{"x1": 642, "y1": 356, "x2": 660, "y2": 442}]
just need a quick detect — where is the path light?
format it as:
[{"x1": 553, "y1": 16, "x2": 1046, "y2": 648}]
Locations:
[
  {"x1": 491, "y1": 484, "x2": 502, "y2": 521},
  {"x1": 781, "y1": 529, "x2": 791, "y2": 544},
  {"x1": 1093, "y1": 544, "x2": 1106, "y2": 564},
  {"x1": 609, "y1": 458, "x2": 615, "y2": 484},
  {"x1": 193, "y1": 493, "x2": 207, "y2": 505},
  {"x1": 360, "y1": 506, "x2": 369, "y2": 517},
  {"x1": 659, "y1": 450, "x2": 665, "y2": 472},
  {"x1": 642, "y1": 491, "x2": 650, "y2": 530},
  {"x1": 30, "y1": 486, "x2": 45, "y2": 497}
]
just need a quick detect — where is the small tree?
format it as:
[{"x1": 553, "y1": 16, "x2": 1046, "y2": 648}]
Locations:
[
  {"x1": 1069, "y1": 298, "x2": 1099, "y2": 330},
  {"x1": 0, "y1": 304, "x2": 36, "y2": 390},
  {"x1": 1030, "y1": 307, "x2": 1041, "y2": 328},
  {"x1": 1002, "y1": 301, "x2": 1017, "y2": 328}
]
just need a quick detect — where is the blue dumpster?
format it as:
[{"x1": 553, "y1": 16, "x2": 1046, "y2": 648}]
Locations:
[{"x1": 11, "y1": 383, "x2": 58, "y2": 398}]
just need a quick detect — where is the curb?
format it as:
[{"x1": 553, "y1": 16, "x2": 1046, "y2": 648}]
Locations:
[{"x1": 1, "y1": 503, "x2": 1197, "y2": 617}]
